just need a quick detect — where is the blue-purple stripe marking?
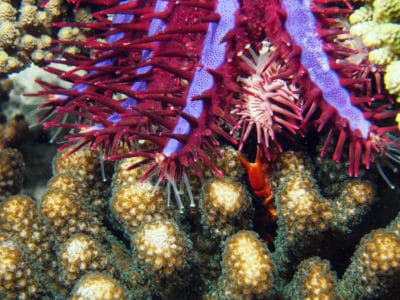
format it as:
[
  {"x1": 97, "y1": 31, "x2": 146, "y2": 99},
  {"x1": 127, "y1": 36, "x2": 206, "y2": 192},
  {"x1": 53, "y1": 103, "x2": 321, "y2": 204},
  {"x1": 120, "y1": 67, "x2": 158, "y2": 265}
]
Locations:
[
  {"x1": 86, "y1": 0, "x2": 169, "y2": 129},
  {"x1": 281, "y1": 0, "x2": 371, "y2": 138},
  {"x1": 162, "y1": 0, "x2": 240, "y2": 157}
]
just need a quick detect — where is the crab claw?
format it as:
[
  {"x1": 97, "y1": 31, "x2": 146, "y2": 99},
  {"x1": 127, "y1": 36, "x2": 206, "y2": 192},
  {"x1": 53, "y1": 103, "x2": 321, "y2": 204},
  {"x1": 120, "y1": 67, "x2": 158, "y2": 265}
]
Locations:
[{"x1": 238, "y1": 146, "x2": 273, "y2": 200}]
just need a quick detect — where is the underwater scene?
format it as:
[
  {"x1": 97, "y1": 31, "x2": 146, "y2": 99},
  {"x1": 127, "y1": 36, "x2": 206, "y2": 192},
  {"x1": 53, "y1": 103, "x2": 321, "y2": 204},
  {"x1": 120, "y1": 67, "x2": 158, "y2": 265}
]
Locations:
[{"x1": 0, "y1": 0, "x2": 400, "y2": 299}]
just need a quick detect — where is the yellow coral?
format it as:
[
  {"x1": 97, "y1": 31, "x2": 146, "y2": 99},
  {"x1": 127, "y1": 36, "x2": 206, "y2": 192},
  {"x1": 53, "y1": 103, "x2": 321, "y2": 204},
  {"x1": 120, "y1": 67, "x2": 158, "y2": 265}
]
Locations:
[
  {"x1": 0, "y1": 2, "x2": 17, "y2": 22},
  {"x1": 0, "y1": 0, "x2": 64, "y2": 75},
  {"x1": 37, "y1": 35, "x2": 52, "y2": 49},
  {"x1": 384, "y1": 60, "x2": 400, "y2": 95},
  {"x1": 349, "y1": 0, "x2": 400, "y2": 112},
  {"x1": 200, "y1": 177, "x2": 252, "y2": 237},
  {"x1": 2, "y1": 55, "x2": 23, "y2": 73},
  {"x1": 71, "y1": 273, "x2": 127, "y2": 300},
  {"x1": 19, "y1": 4, "x2": 38, "y2": 28},
  {"x1": 207, "y1": 145, "x2": 245, "y2": 179},
  {"x1": 0, "y1": 148, "x2": 25, "y2": 201},
  {"x1": 0, "y1": 195, "x2": 56, "y2": 283},
  {"x1": 110, "y1": 181, "x2": 168, "y2": 235},
  {"x1": 349, "y1": 5, "x2": 373, "y2": 24},
  {"x1": 0, "y1": 21, "x2": 19, "y2": 48},
  {"x1": 40, "y1": 188, "x2": 102, "y2": 241},
  {"x1": 339, "y1": 229, "x2": 400, "y2": 298},
  {"x1": 57, "y1": 27, "x2": 82, "y2": 41},
  {"x1": 132, "y1": 218, "x2": 192, "y2": 277},
  {"x1": 0, "y1": 240, "x2": 24, "y2": 288},
  {"x1": 203, "y1": 178, "x2": 249, "y2": 217},
  {"x1": 0, "y1": 238, "x2": 42, "y2": 298},
  {"x1": 44, "y1": 0, "x2": 63, "y2": 19},
  {"x1": 47, "y1": 172, "x2": 86, "y2": 199},
  {"x1": 31, "y1": 49, "x2": 52, "y2": 64},
  {"x1": 187, "y1": 145, "x2": 246, "y2": 198},
  {"x1": 220, "y1": 231, "x2": 274, "y2": 299},
  {"x1": 111, "y1": 156, "x2": 147, "y2": 187},
  {"x1": 0, "y1": 115, "x2": 28, "y2": 148},
  {"x1": 59, "y1": 234, "x2": 111, "y2": 286},
  {"x1": 52, "y1": 147, "x2": 102, "y2": 187},
  {"x1": 0, "y1": 50, "x2": 8, "y2": 71},
  {"x1": 272, "y1": 150, "x2": 313, "y2": 188},
  {"x1": 276, "y1": 174, "x2": 334, "y2": 244},
  {"x1": 274, "y1": 152, "x2": 376, "y2": 243},
  {"x1": 363, "y1": 23, "x2": 400, "y2": 52},
  {"x1": 368, "y1": 47, "x2": 396, "y2": 65},
  {"x1": 396, "y1": 113, "x2": 400, "y2": 129},
  {"x1": 334, "y1": 181, "x2": 376, "y2": 232},
  {"x1": 372, "y1": 0, "x2": 400, "y2": 23},
  {"x1": 36, "y1": 10, "x2": 48, "y2": 25},
  {"x1": 0, "y1": 195, "x2": 36, "y2": 232},
  {"x1": 20, "y1": 34, "x2": 37, "y2": 51},
  {"x1": 284, "y1": 257, "x2": 337, "y2": 300}
]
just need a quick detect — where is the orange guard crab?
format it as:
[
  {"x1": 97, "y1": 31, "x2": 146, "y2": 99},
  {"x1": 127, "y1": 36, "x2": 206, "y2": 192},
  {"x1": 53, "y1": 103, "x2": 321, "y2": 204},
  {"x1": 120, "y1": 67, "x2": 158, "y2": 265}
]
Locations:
[{"x1": 238, "y1": 146, "x2": 277, "y2": 243}]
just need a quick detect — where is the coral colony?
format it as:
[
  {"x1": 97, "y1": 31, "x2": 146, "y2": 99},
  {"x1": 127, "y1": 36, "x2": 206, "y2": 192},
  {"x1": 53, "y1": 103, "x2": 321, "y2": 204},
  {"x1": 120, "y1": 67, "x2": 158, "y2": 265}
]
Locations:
[
  {"x1": 34, "y1": 0, "x2": 400, "y2": 206},
  {"x1": 2, "y1": 1, "x2": 400, "y2": 299}
]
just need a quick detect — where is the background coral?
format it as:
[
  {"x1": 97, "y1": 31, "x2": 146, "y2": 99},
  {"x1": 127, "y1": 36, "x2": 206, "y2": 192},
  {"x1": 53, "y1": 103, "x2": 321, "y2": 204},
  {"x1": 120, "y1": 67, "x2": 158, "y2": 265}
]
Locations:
[
  {"x1": 0, "y1": 145, "x2": 398, "y2": 299},
  {"x1": 272, "y1": 151, "x2": 378, "y2": 280},
  {"x1": 0, "y1": 0, "x2": 58, "y2": 75},
  {"x1": 0, "y1": 0, "x2": 94, "y2": 76},
  {"x1": 0, "y1": 148, "x2": 25, "y2": 201},
  {"x1": 348, "y1": 0, "x2": 400, "y2": 126},
  {"x1": 0, "y1": 114, "x2": 28, "y2": 149}
]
